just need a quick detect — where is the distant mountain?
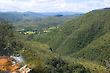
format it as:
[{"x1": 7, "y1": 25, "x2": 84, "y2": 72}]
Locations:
[
  {"x1": 0, "y1": 12, "x2": 83, "y2": 23},
  {"x1": 15, "y1": 14, "x2": 81, "y2": 27},
  {"x1": 39, "y1": 12, "x2": 84, "y2": 16},
  {"x1": 0, "y1": 12, "x2": 45, "y2": 23}
]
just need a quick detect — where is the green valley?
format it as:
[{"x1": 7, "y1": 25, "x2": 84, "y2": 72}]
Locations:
[
  {"x1": 0, "y1": 8, "x2": 110, "y2": 73},
  {"x1": 33, "y1": 8, "x2": 110, "y2": 72}
]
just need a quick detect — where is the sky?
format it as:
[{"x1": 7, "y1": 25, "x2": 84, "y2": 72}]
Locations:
[{"x1": 0, "y1": 0, "x2": 110, "y2": 12}]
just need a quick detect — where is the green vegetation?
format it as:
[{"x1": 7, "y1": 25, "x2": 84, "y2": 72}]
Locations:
[
  {"x1": 0, "y1": 21, "x2": 24, "y2": 56},
  {"x1": 1, "y1": 8, "x2": 110, "y2": 73},
  {"x1": 36, "y1": 9, "x2": 110, "y2": 56},
  {"x1": 14, "y1": 14, "x2": 80, "y2": 40},
  {"x1": 33, "y1": 8, "x2": 110, "y2": 72},
  {"x1": 0, "y1": 12, "x2": 45, "y2": 23},
  {"x1": 0, "y1": 21, "x2": 90, "y2": 73}
]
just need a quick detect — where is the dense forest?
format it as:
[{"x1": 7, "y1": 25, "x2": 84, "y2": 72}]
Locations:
[{"x1": 0, "y1": 8, "x2": 110, "y2": 73}]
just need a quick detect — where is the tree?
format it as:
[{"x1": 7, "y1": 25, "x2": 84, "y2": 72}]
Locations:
[{"x1": 0, "y1": 21, "x2": 23, "y2": 56}]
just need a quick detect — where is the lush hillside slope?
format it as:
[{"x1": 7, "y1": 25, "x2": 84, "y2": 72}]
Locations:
[
  {"x1": 0, "y1": 21, "x2": 91, "y2": 73},
  {"x1": 56, "y1": 9, "x2": 110, "y2": 55},
  {"x1": 34, "y1": 9, "x2": 110, "y2": 66}
]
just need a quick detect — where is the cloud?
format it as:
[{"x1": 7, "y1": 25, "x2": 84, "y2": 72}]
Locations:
[
  {"x1": 0, "y1": 0, "x2": 109, "y2": 12},
  {"x1": 104, "y1": 0, "x2": 110, "y2": 7},
  {"x1": 104, "y1": 0, "x2": 110, "y2": 2}
]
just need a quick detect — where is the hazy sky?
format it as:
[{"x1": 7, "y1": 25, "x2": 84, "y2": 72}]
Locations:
[{"x1": 0, "y1": 0, "x2": 110, "y2": 12}]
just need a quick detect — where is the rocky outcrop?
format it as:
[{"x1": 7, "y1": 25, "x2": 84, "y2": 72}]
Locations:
[
  {"x1": 0, "y1": 56, "x2": 31, "y2": 73},
  {"x1": 18, "y1": 65, "x2": 32, "y2": 73}
]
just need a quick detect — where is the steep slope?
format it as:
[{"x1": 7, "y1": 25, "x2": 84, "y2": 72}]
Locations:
[
  {"x1": 47, "y1": 9, "x2": 110, "y2": 54},
  {"x1": 34, "y1": 9, "x2": 110, "y2": 66},
  {"x1": 73, "y1": 31, "x2": 110, "y2": 65}
]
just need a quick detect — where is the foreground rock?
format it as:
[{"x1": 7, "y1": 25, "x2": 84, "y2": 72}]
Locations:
[{"x1": 0, "y1": 56, "x2": 31, "y2": 73}]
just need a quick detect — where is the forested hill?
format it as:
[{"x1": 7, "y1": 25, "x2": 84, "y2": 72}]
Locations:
[
  {"x1": 15, "y1": 14, "x2": 81, "y2": 30},
  {"x1": 0, "y1": 12, "x2": 46, "y2": 23},
  {"x1": 0, "y1": 8, "x2": 110, "y2": 73},
  {"x1": 34, "y1": 8, "x2": 110, "y2": 66},
  {"x1": 0, "y1": 12, "x2": 82, "y2": 23}
]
